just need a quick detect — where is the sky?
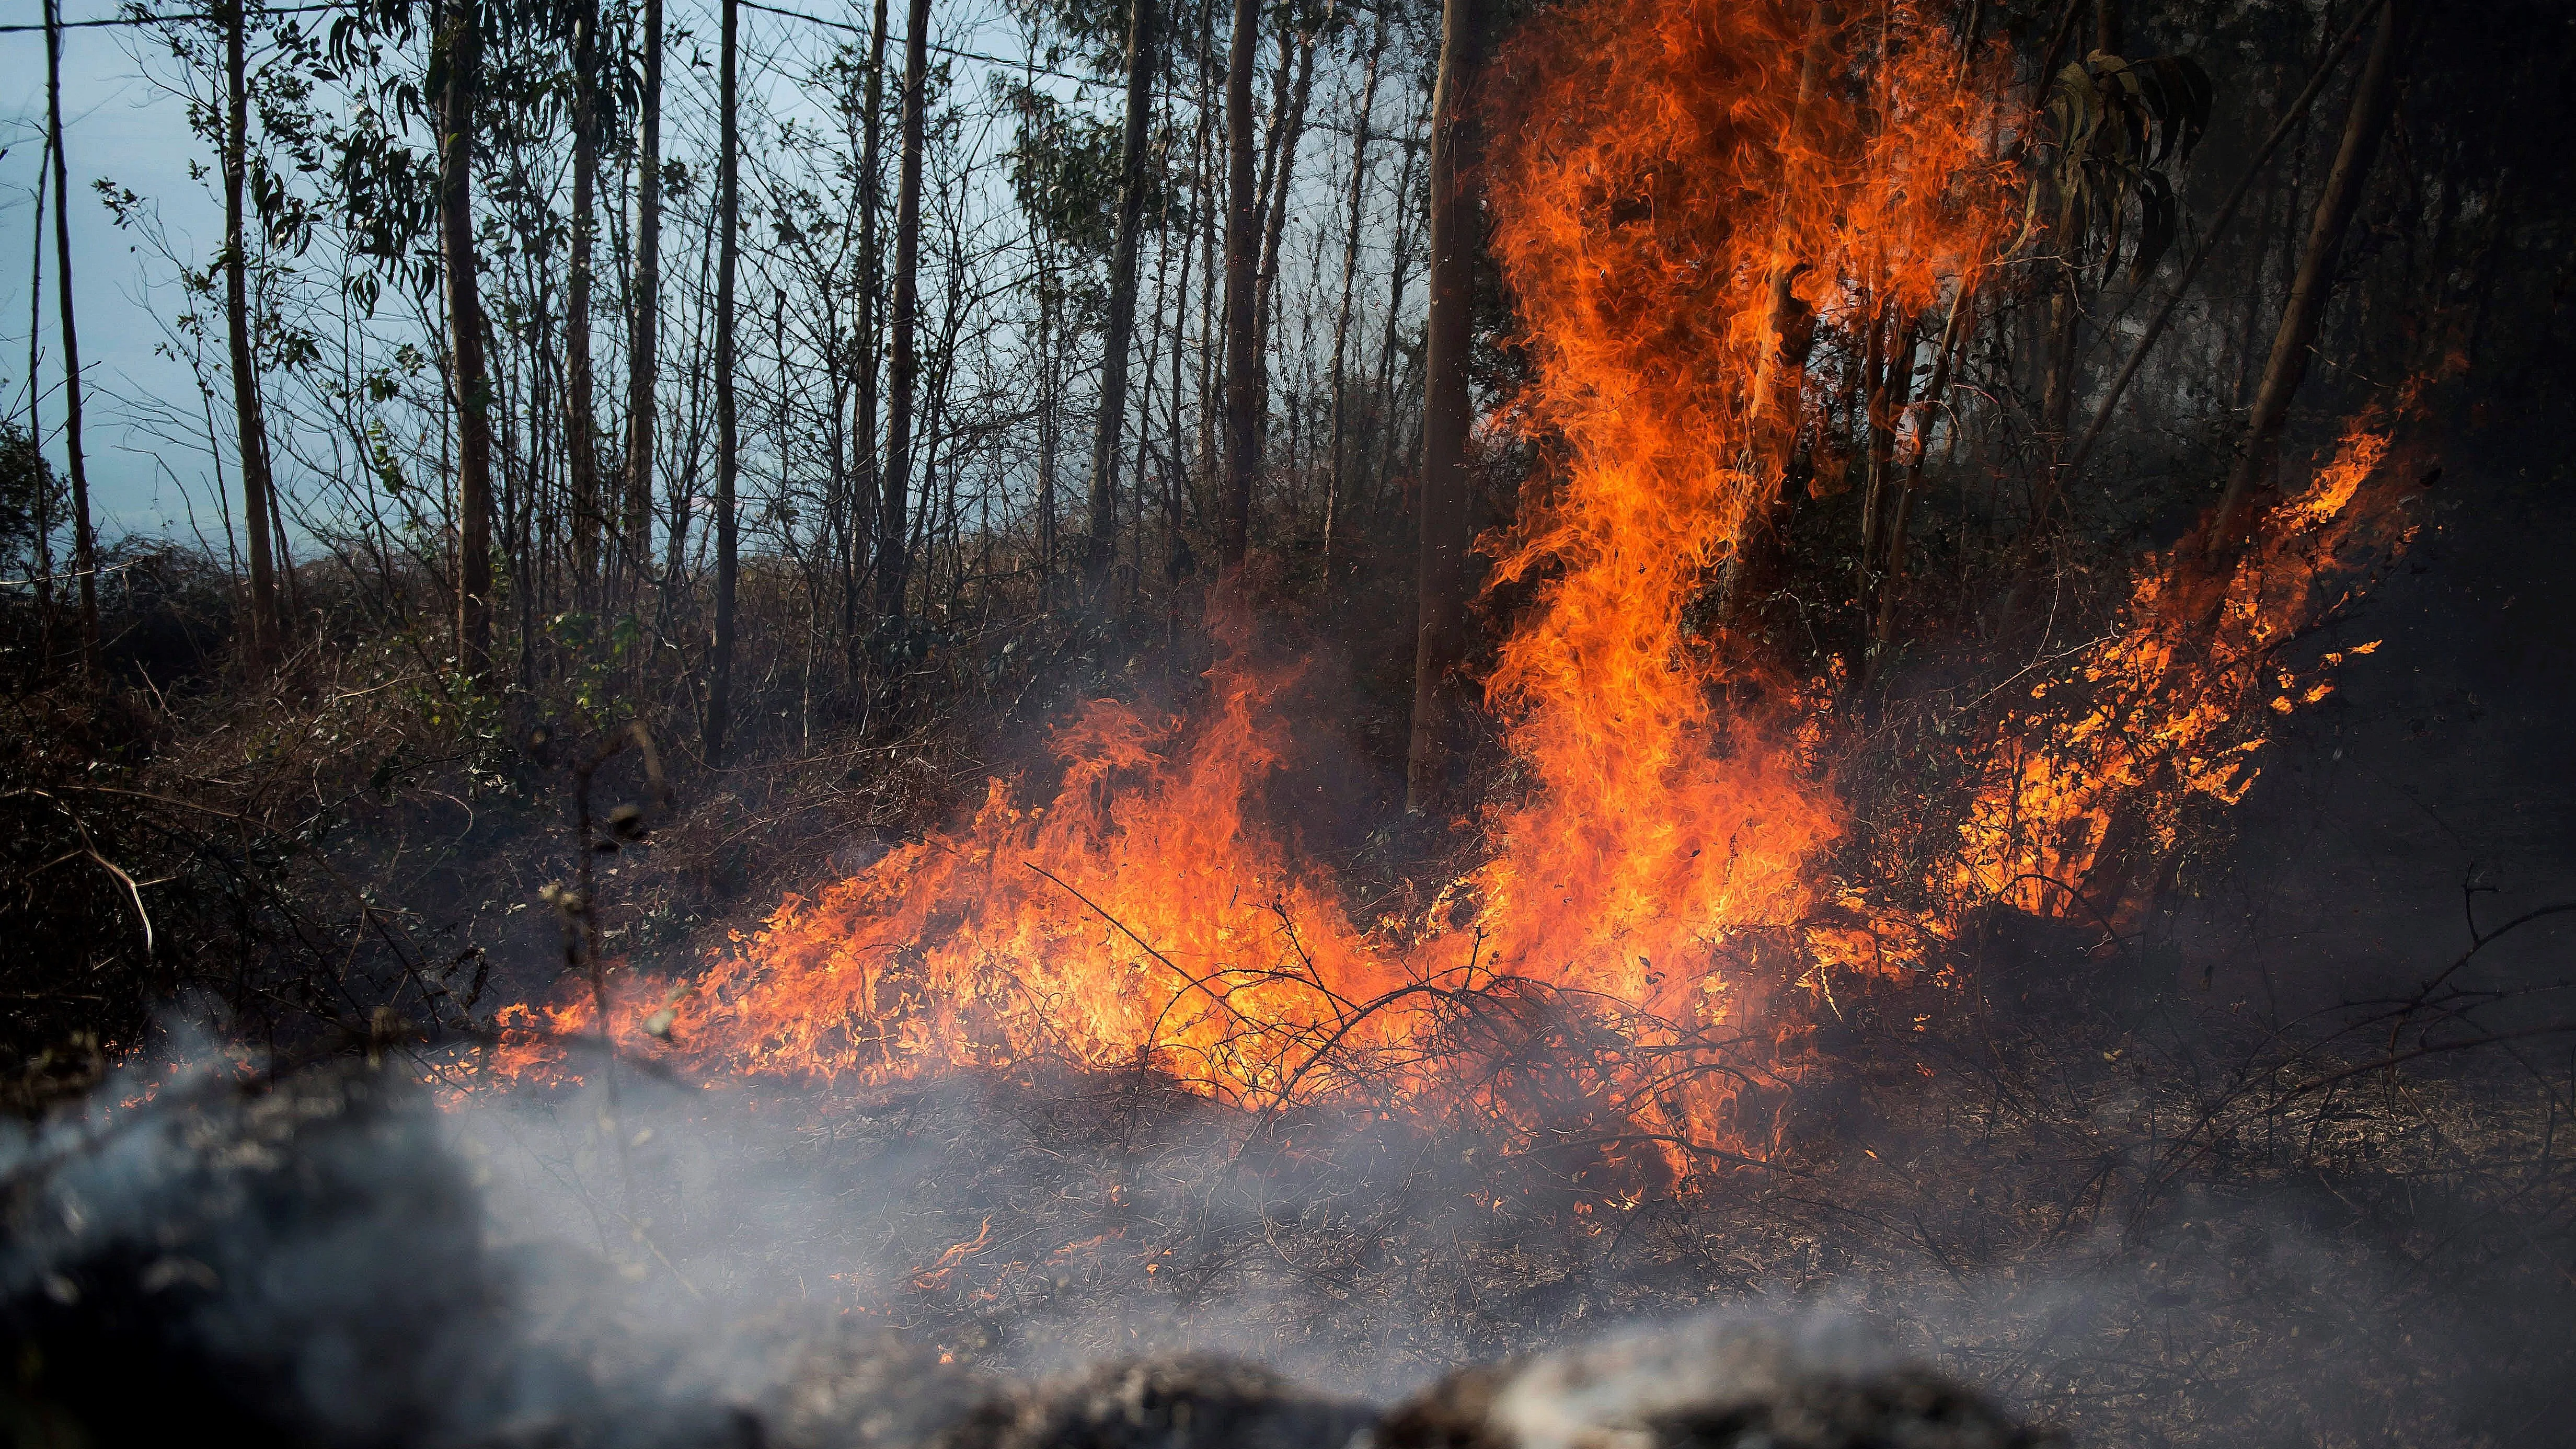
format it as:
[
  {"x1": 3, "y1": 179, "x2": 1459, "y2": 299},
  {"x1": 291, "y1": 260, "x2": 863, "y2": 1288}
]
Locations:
[
  {"x1": 0, "y1": 0, "x2": 1106, "y2": 549},
  {"x1": 3, "y1": 2, "x2": 235, "y2": 540}
]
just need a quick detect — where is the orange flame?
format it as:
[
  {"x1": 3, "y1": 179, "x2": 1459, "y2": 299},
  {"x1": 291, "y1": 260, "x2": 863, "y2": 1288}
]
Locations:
[
  {"x1": 484, "y1": 1, "x2": 2418, "y2": 1179},
  {"x1": 1941, "y1": 407, "x2": 2418, "y2": 924}
]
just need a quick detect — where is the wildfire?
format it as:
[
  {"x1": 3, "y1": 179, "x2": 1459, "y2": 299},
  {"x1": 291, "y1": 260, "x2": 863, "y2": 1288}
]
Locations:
[
  {"x1": 1941, "y1": 407, "x2": 2419, "y2": 926},
  {"x1": 487, "y1": 1, "x2": 2417, "y2": 1179}
]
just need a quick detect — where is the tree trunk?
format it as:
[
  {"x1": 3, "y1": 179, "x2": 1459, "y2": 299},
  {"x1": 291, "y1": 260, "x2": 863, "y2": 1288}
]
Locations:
[
  {"x1": 567, "y1": 0, "x2": 602, "y2": 589},
  {"x1": 223, "y1": 0, "x2": 280, "y2": 665},
  {"x1": 2067, "y1": 0, "x2": 2384, "y2": 470},
  {"x1": 26, "y1": 136, "x2": 56, "y2": 666},
  {"x1": 1217, "y1": 0, "x2": 1260, "y2": 568},
  {"x1": 1321, "y1": 15, "x2": 1384, "y2": 579},
  {"x1": 1084, "y1": 0, "x2": 1156, "y2": 602},
  {"x1": 1406, "y1": 0, "x2": 1483, "y2": 815},
  {"x1": 876, "y1": 0, "x2": 933, "y2": 620},
  {"x1": 845, "y1": 0, "x2": 888, "y2": 656},
  {"x1": 1252, "y1": 26, "x2": 1317, "y2": 375},
  {"x1": 706, "y1": 0, "x2": 740, "y2": 764},
  {"x1": 623, "y1": 0, "x2": 663, "y2": 586},
  {"x1": 42, "y1": 0, "x2": 99, "y2": 678},
  {"x1": 439, "y1": 0, "x2": 493, "y2": 682},
  {"x1": 2205, "y1": 0, "x2": 2408, "y2": 561}
]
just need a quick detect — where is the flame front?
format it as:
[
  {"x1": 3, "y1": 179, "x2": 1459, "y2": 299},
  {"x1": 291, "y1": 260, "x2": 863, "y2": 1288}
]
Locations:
[{"x1": 490, "y1": 0, "x2": 2417, "y2": 1176}]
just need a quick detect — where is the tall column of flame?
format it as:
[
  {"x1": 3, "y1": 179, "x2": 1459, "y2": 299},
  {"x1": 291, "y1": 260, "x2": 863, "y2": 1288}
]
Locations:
[{"x1": 1466, "y1": 0, "x2": 2012, "y2": 998}]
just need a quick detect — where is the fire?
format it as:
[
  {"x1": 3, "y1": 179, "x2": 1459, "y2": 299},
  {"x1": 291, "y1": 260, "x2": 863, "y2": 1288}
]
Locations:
[
  {"x1": 1941, "y1": 408, "x2": 2418, "y2": 925},
  {"x1": 485, "y1": 1, "x2": 2417, "y2": 1179}
]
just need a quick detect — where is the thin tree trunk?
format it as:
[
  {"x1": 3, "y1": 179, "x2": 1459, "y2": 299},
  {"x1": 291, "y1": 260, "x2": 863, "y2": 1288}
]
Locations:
[
  {"x1": 1218, "y1": 0, "x2": 1259, "y2": 567},
  {"x1": 2205, "y1": 0, "x2": 2408, "y2": 560},
  {"x1": 2067, "y1": 0, "x2": 2383, "y2": 470},
  {"x1": 1866, "y1": 288, "x2": 1975, "y2": 681},
  {"x1": 1368, "y1": 131, "x2": 1423, "y2": 509},
  {"x1": 846, "y1": 0, "x2": 888, "y2": 654},
  {"x1": 706, "y1": 0, "x2": 740, "y2": 763},
  {"x1": 568, "y1": 0, "x2": 602, "y2": 589},
  {"x1": 438, "y1": 0, "x2": 493, "y2": 681},
  {"x1": 1406, "y1": 0, "x2": 1482, "y2": 814},
  {"x1": 1321, "y1": 15, "x2": 1384, "y2": 578},
  {"x1": 623, "y1": 0, "x2": 664, "y2": 585},
  {"x1": 223, "y1": 0, "x2": 280, "y2": 665},
  {"x1": 1084, "y1": 0, "x2": 1156, "y2": 601},
  {"x1": 27, "y1": 134, "x2": 55, "y2": 665},
  {"x1": 1252, "y1": 24, "x2": 1317, "y2": 373},
  {"x1": 42, "y1": 0, "x2": 99, "y2": 677},
  {"x1": 876, "y1": 0, "x2": 933, "y2": 619}
]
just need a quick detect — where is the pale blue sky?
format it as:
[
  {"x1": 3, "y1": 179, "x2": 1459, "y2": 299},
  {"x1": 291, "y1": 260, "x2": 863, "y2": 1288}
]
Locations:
[{"x1": 4, "y1": 2, "x2": 235, "y2": 539}]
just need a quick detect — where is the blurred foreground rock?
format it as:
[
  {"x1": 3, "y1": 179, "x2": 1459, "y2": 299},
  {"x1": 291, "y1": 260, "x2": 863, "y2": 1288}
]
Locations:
[{"x1": 1, "y1": 1067, "x2": 2046, "y2": 1448}]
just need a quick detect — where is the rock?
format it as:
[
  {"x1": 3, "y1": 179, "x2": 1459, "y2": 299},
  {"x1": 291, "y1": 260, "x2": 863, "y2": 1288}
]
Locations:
[{"x1": 1367, "y1": 1318, "x2": 2050, "y2": 1449}]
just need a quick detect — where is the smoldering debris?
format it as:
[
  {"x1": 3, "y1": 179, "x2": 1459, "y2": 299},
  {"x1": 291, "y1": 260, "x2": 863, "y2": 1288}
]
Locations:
[{"x1": 0, "y1": 1062, "x2": 2046, "y2": 1449}]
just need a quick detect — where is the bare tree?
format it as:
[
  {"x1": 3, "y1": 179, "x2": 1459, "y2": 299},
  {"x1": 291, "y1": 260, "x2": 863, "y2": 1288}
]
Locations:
[
  {"x1": 1218, "y1": 0, "x2": 1259, "y2": 566},
  {"x1": 876, "y1": 0, "x2": 933, "y2": 621},
  {"x1": 846, "y1": 0, "x2": 889, "y2": 650},
  {"x1": 1320, "y1": 11, "x2": 1384, "y2": 578},
  {"x1": 707, "y1": 0, "x2": 741, "y2": 763},
  {"x1": 623, "y1": 0, "x2": 665, "y2": 585},
  {"x1": 567, "y1": 0, "x2": 603, "y2": 587}
]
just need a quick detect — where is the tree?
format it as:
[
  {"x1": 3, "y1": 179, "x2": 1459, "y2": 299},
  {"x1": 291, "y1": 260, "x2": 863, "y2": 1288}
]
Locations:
[
  {"x1": 706, "y1": 0, "x2": 741, "y2": 763},
  {"x1": 876, "y1": 0, "x2": 933, "y2": 622},
  {"x1": 623, "y1": 0, "x2": 665, "y2": 585},
  {"x1": 2206, "y1": 0, "x2": 2410, "y2": 560},
  {"x1": 222, "y1": 0, "x2": 283, "y2": 665},
  {"x1": 1406, "y1": 0, "x2": 1483, "y2": 814},
  {"x1": 1217, "y1": 0, "x2": 1258, "y2": 567},
  {"x1": 1320, "y1": 10, "x2": 1384, "y2": 578},
  {"x1": 845, "y1": 0, "x2": 889, "y2": 653},
  {"x1": 43, "y1": 0, "x2": 100, "y2": 678},
  {"x1": 0, "y1": 424, "x2": 66, "y2": 587},
  {"x1": 1083, "y1": 0, "x2": 1158, "y2": 604},
  {"x1": 436, "y1": 0, "x2": 494, "y2": 682},
  {"x1": 566, "y1": 0, "x2": 603, "y2": 588}
]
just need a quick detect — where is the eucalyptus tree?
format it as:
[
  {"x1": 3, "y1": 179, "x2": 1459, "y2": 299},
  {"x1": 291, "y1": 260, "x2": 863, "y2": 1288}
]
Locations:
[{"x1": 41, "y1": 0, "x2": 101, "y2": 677}]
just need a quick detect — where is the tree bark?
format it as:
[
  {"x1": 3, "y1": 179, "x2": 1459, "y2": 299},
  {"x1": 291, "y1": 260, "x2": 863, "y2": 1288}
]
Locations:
[
  {"x1": 567, "y1": 0, "x2": 602, "y2": 588},
  {"x1": 1217, "y1": 0, "x2": 1260, "y2": 567},
  {"x1": 706, "y1": 0, "x2": 740, "y2": 764},
  {"x1": 876, "y1": 0, "x2": 933, "y2": 619},
  {"x1": 2205, "y1": 0, "x2": 2408, "y2": 561},
  {"x1": 623, "y1": 0, "x2": 663, "y2": 586},
  {"x1": 223, "y1": 0, "x2": 280, "y2": 665},
  {"x1": 1405, "y1": 0, "x2": 1483, "y2": 815},
  {"x1": 42, "y1": 0, "x2": 99, "y2": 678},
  {"x1": 1321, "y1": 15, "x2": 1384, "y2": 579},
  {"x1": 1084, "y1": 0, "x2": 1157, "y2": 603},
  {"x1": 438, "y1": 0, "x2": 493, "y2": 682}
]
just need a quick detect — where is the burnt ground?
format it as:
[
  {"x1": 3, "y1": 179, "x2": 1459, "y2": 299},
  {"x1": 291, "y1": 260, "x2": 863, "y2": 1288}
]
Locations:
[{"x1": 9, "y1": 425, "x2": 2574, "y2": 1449}]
